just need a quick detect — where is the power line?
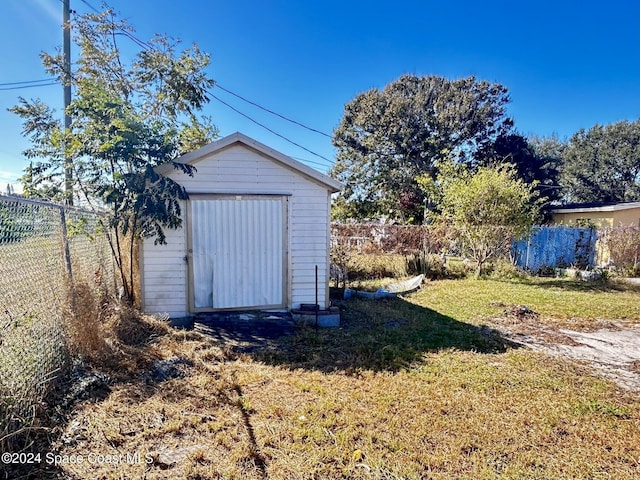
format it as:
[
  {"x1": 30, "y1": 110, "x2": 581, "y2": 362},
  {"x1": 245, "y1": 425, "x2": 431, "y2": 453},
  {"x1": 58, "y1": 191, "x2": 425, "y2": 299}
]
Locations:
[
  {"x1": 116, "y1": 31, "x2": 152, "y2": 51},
  {"x1": 212, "y1": 87, "x2": 335, "y2": 167},
  {"x1": 215, "y1": 84, "x2": 331, "y2": 138},
  {"x1": 77, "y1": 0, "x2": 101, "y2": 14},
  {"x1": 209, "y1": 92, "x2": 334, "y2": 165},
  {"x1": 77, "y1": 1, "x2": 334, "y2": 160},
  {"x1": 0, "y1": 79, "x2": 56, "y2": 87},
  {"x1": 75, "y1": 1, "x2": 334, "y2": 161},
  {"x1": 54, "y1": 0, "x2": 335, "y2": 169},
  {"x1": 291, "y1": 156, "x2": 334, "y2": 169},
  {"x1": 0, "y1": 82, "x2": 59, "y2": 91}
]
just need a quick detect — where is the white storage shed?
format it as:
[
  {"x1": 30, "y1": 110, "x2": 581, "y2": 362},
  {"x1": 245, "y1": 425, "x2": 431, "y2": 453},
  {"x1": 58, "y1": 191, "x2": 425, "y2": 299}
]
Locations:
[{"x1": 140, "y1": 132, "x2": 342, "y2": 318}]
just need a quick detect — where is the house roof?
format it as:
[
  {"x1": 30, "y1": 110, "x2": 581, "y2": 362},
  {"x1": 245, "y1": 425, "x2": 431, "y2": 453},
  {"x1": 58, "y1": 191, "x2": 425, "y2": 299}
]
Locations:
[
  {"x1": 551, "y1": 201, "x2": 640, "y2": 214},
  {"x1": 157, "y1": 132, "x2": 343, "y2": 193}
]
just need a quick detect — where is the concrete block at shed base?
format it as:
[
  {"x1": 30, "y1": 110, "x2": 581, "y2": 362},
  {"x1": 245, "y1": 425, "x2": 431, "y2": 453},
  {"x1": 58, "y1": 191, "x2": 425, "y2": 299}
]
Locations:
[{"x1": 291, "y1": 307, "x2": 340, "y2": 328}]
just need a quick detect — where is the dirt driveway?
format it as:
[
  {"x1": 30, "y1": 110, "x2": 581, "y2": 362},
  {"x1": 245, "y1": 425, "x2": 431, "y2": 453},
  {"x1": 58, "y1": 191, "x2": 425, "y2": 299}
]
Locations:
[{"x1": 489, "y1": 305, "x2": 640, "y2": 392}]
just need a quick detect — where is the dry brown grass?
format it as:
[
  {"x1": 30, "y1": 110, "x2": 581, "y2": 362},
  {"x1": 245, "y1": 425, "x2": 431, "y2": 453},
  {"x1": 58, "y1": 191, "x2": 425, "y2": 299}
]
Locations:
[
  {"x1": 32, "y1": 337, "x2": 640, "y2": 480},
  {"x1": 65, "y1": 282, "x2": 110, "y2": 362},
  {"x1": 64, "y1": 277, "x2": 172, "y2": 374},
  {"x1": 43, "y1": 331, "x2": 248, "y2": 479},
  {"x1": 348, "y1": 253, "x2": 410, "y2": 279}
]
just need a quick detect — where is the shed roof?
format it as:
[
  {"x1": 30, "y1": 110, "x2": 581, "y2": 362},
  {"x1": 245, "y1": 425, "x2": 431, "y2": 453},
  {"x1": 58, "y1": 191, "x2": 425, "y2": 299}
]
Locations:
[
  {"x1": 157, "y1": 132, "x2": 343, "y2": 193},
  {"x1": 551, "y1": 201, "x2": 640, "y2": 214}
]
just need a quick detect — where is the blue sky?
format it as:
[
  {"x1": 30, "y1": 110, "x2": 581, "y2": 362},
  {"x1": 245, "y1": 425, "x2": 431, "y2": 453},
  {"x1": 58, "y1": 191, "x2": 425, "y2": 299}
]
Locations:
[{"x1": 1, "y1": 0, "x2": 639, "y2": 191}]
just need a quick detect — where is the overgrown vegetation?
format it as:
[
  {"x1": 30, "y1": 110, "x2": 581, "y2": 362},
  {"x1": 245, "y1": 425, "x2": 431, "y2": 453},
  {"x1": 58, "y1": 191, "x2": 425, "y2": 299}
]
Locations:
[
  {"x1": 438, "y1": 165, "x2": 539, "y2": 277},
  {"x1": 0, "y1": 197, "x2": 122, "y2": 455},
  {"x1": 0, "y1": 312, "x2": 66, "y2": 454},
  {"x1": 0, "y1": 201, "x2": 69, "y2": 454}
]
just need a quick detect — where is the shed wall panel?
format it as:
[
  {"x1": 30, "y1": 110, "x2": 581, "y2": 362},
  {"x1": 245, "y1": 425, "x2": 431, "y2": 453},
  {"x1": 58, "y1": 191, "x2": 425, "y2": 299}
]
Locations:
[{"x1": 141, "y1": 222, "x2": 188, "y2": 317}]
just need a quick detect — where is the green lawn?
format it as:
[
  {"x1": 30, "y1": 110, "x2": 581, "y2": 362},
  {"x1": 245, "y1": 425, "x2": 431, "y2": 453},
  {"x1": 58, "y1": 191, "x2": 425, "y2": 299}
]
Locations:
[{"x1": 416, "y1": 277, "x2": 640, "y2": 325}]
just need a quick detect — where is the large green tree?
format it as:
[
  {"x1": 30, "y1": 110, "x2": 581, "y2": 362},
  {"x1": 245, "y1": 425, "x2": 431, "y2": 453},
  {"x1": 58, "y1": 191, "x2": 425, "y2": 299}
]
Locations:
[
  {"x1": 10, "y1": 9, "x2": 217, "y2": 301},
  {"x1": 330, "y1": 74, "x2": 514, "y2": 223},
  {"x1": 476, "y1": 132, "x2": 562, "y2": 212},
  {"x1": 440, "y1": 166, "x2": 539, "y2": 277},
  {"x1": 561, "y1": 120, "x2": 640, "y2": 203}
]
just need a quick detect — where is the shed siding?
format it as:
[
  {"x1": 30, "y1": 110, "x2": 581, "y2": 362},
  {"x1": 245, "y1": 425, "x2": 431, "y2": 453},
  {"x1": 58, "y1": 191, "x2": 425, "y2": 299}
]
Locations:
[
  {"x1": 141, "y1": 221, "x2": 188, "y2": 317},
  {"x1": 142, "y1": 144, "x2": 333, "y2": 316}
]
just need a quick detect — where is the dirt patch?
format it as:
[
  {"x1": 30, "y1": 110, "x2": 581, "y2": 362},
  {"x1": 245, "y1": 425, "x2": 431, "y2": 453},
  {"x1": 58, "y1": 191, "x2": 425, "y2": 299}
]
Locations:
[
  {"x1": 532, "y1": 328, "x2": 640, "y2": 392},
  {"x1": 489, "y1": 304, "x2": 640, "y2": 392}
]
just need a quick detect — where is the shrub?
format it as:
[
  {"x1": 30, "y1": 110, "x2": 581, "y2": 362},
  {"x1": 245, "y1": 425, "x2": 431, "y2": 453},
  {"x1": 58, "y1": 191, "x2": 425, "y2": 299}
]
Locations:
[
  {"x1": 601, "y1": 227, "x2": 640, "y2": 276},
  {"x1": 445, "y1": 257, "x2": 472, "y2": 279},
  {"x1": 439, "y1": 166, "x2": 539, "y2": 277},
  {"x1": 488, "y1": 260, "x2": 528, "y2": 280}
]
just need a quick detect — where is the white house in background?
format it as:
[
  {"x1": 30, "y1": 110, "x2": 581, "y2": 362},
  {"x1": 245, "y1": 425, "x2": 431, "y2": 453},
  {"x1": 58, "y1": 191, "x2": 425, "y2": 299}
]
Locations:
[{"x1": 139, "y1": 132, "x2": 342, "y2": 318}]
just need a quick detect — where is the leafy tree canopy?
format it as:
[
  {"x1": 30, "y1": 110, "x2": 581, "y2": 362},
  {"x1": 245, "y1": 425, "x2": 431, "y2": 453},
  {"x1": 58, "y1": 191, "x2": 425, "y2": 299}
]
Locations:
[
  {"x1": 10, "y1": 9, "x2": 217, "y2": 301},
  {"x1": 560, "y1": 120, "x2": 640, "y2": 203},
  {"x1": 330, "y1": 74, "x2": 514, "y2": 223}
]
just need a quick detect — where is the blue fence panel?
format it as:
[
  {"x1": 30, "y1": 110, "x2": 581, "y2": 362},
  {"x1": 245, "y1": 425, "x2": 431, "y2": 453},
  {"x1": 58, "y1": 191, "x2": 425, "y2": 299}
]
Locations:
[{"x1": 513, "y1": 226, "x2": 597, "y2": 272}]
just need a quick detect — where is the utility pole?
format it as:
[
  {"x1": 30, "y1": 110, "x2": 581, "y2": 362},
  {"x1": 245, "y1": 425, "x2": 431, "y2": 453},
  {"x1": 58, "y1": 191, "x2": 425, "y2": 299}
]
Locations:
[{"x1": 63, "y1": 0, "x2": 73, "y2": 205}]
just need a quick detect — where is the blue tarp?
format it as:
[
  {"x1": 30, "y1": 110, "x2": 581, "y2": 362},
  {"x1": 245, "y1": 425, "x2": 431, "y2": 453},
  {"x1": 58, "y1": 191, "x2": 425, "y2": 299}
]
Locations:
[{"x1": 513, "y1": 226, "x2": 597, "y2": 273}]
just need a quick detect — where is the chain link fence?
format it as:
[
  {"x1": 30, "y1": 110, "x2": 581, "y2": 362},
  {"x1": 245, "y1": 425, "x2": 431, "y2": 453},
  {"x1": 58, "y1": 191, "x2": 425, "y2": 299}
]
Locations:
[{"x1": 0, "y1": 194, "x2": 116, "y2": 451}]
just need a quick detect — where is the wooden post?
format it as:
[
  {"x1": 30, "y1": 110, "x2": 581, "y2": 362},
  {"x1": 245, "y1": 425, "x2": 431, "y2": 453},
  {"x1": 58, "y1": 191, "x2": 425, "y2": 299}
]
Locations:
[{"x1": 63, "y1": 0, "x2": 73, "y2": 205}]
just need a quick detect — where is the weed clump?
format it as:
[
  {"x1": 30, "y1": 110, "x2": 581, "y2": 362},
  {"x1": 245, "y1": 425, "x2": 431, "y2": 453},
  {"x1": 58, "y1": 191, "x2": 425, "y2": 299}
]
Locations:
[{"x1": 65, "y1": 281, "x2": 170, "y2": 376}]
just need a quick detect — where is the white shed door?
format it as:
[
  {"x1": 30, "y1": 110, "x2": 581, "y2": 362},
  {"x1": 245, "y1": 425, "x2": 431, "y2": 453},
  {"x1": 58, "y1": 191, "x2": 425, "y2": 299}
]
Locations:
[{"x1": 191, "y1": 196, "x2": 286, "y2": 309}]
